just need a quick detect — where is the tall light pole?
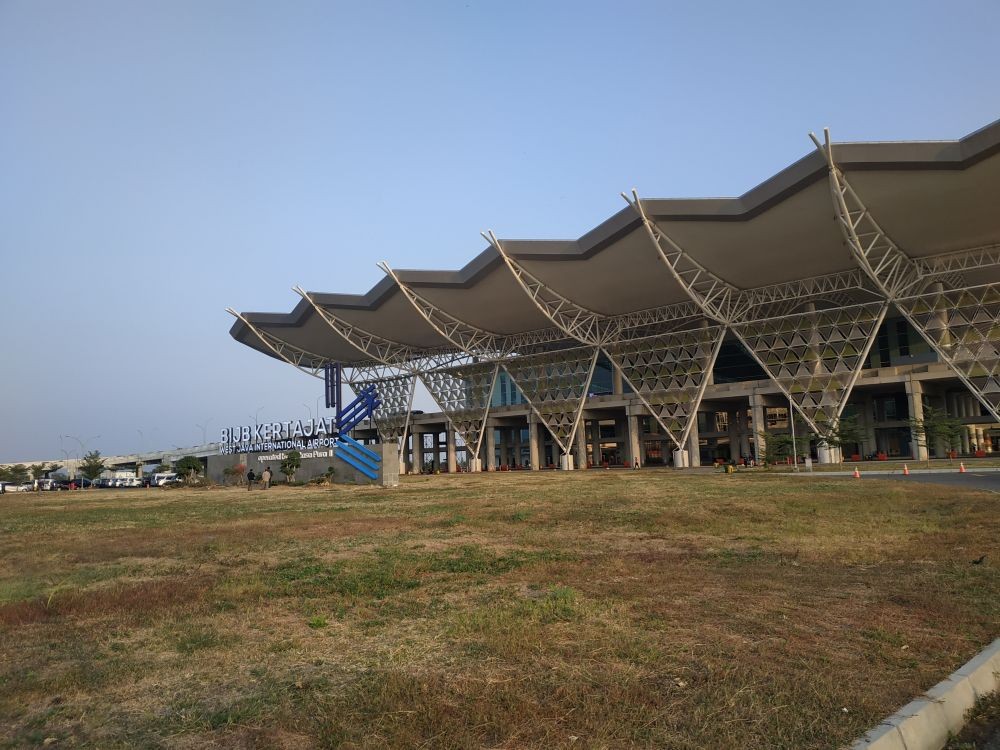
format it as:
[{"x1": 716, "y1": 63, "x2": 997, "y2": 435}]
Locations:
[
  {"x1": 195, "y1": 419, "x2": 212, "y2": 446},
  {"x1": 250, "y1": 407, "x2": 263, "y2": 426}
]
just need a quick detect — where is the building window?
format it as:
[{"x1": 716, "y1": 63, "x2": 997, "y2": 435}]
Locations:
[
  {"x1": 876, "y1": 325, "x2": 891, "y2": 367},
  {"x1": 896, "y1": 320, "x2": 910, "y2": 357},
  {"x1": 883, "y1": 398, "x2": 896, "y2": 420}
]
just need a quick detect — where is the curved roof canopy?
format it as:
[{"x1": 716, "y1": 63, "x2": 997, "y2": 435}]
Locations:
[{"x1": 230, "y1": 118, "x2": 1000, "y2": 367}]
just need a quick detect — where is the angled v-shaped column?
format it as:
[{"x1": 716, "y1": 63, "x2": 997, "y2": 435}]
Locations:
[
  {"x1": 604, "y1": 324, "x2": 725, "y2": 448},
  {"x1": 812, "y1": 128, "x2": 1000, "y2": 422},
  {"x1": 732, "y1": 302, "x2": 887, "y2": 429},
  {"x1": 501, "y1": 346, "x2": 600, "y2": 458},
  {"x1": 484, "y1": 231, "x2": 726, "y2": 455},
  {"x1": 624, "y1": 190, "x2": 888, "y2": 436},
  {"x1": 419, "y1": 361, "x2": 500, "y2": 461}
]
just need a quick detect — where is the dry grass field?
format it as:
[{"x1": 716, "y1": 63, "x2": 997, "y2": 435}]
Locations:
[{"x1": 1, "y1": 471, "x2": 997, "y2": 749}]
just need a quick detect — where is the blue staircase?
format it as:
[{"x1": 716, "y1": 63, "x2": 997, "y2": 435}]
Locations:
[{"x1": 335, "y1": 434, "x2": 381, "y2": 480}]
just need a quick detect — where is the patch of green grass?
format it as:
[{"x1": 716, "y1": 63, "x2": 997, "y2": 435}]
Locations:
[
  {"x1": 175, "y1": 624, "x2": 224, "y2": 654},
  {"x1": 307, "y1": 615, "x2": 328, "y2": 629}
]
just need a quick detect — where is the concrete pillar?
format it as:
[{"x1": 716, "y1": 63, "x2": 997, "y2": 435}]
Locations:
[
  {"x1": 628, "y1": 414, "x2": 642, "y2": 468},
  {"x1": 499, "y1": 429, "x2": 510, "y2": 468},
  {"x1": 528, "y1": 417, "x2": 540, "y2": 470},
  {"x1": 413, "y1": 431, "x2": 424, "y2": 474},
  {"x1": 738, "y1": 408, "x2": 752, "y2": 458},
  {"x1": 817, "y1": 444, "x2": 838, "y2": 464},
  {"x1": 750, "y1": 394, "x2": 767, "y2": 464},
  {"x1": 727, "y1": 410, "x2": 740, "y2": 461},
  {"x1": 959, "y1": 397, "x2": 971, "y2": 454},
  {"x1": 672, "y1": 447, "x2": 688, "y2": 468},
  {"x1": 612, "y1": 367, "x2": 623, "y2": 395},
  {"x1": 614, "y1": 417, "x2": 627, "y2": 465},
  {"x1": 687, "y1": 415, "x2": 701, "y2": 467},
  {"x1": 575, "y1": 424, "x2": 588, "y2": 470},
  {"x1": 485, "y1": 426, "x2": 496, "y2": 471},
  {"x1": 590, "y1": 420, "x2": 602, "y2": 466},
  {"x1": 967, "y1": 396, "x2": 978, "y2": 453},
  {"x1": 433, "y1": 432, "x2": 442, "y2": 471},
  {"x1": 863, "y1": 393, "x2": 877, "y2": 458},
  {"x1": 446, "y1": 429, "x2": 457, "y2": 473},
  {"x1": 905, "y1": 379, "x2": 929, "y2": 461},
  {"x1": 513, "y1": 426, "x2": 522, "y2": 468}
]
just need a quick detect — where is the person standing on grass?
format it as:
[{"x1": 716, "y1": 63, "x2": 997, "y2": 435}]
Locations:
[
  {"x1": 246, "y1": 468, "x2": 255, "y2": 491},
  {"x1": 262, "y1": 466, "x2": 272, "y2": 489}
]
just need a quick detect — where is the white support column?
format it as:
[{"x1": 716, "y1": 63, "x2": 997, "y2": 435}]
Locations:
[
  {"x1": 959, "y1": 397, "x2": 971, "y2": 454},
  {"x1": 575, "y1": 424, "x2": 588, "y2": 470},
  {"x1": 612, "y1": 367, "x2": 623, "y2": 395},
  {"x1": 727, "y1": 410, "x2": 740, "y2": 461},
  {"x1": 628, "y1": 414, "x2": 642, "y2": 468},
  {"x1": 446, "y1": 429, "x2": 457, "y2": 473},
  {"x1": 864, "y1": 393, "x2": 877, "y2": 458},
  {"x1": 687, "y1": 413, "x2": 701, "y2": 468},
  {"x1": 485, "y1": 425, "x2": 496, "y2": 471},
  {"x1": 905, "y1": 379, "x2": 929, "y2": 461},
  {"x1": 590, "y1": 420, "x2": 602, "y2": 467},
  {"x1": 528, "y1": 415, "x2": 540, "y2": 470},
  {"x1": 750, "y1": 394, "x2": 767, "y2": 464},
  {"x1": 412, "y1": 431, "x2": 424, "y2": 474}
]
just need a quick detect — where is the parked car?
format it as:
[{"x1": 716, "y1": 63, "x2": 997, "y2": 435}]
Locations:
[
  {"x1": 151, "y1": 472, "x2": 179, "y2": 486},
  {"x1": 0, "y1": 481, "x2": 29, "y2": 493}
]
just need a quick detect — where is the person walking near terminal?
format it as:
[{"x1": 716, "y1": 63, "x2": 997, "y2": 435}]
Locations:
[
  {"x1": 262, "y1": 467, "x2": 272, "y2": 490},
  {"x1": 246, "y1": 468, "x2": 255, "y2": 491}
]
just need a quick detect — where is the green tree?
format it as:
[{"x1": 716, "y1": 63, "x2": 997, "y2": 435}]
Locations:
[
  {"x1": 173, "y1": 456, "x2": 203, "y2": 481},
  {"x1": 0, "y1": 466, "x2": 10, "y2": 482},
  {"x1": 819, "y1": 415, "x2": 865, "y2": 463},
  {"x1": 45, "y1": 464, "x2": 62, "y2": 478},
  {"x1": 222, "y1": 463, "x2": 246, "y2": 486},
  {"x1": 153, "y1": 463, "x2": 171, "y2": 474},
  {"x1": 760, "y1": 432, "x2": 796, "y2": 466},
  {"x1": 909, "y1": 405, "x2": 965, "y2": 465},
  {"x1": 7, "y1": 464, "x2": 30, "y2": 484},
  {"x1": 280, "y1": 450, "x2": 302, "y2": 483},
  {"x1": 29, "y1": 463, "x2": 48, "y2": 480},
  {"x1": 79, "y1": 451, "x2": 106, "y2": 484}
]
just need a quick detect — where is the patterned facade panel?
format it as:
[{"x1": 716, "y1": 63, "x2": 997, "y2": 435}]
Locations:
[
  {"x1": 502, "y1": 347, "x2": 598, "y2": 455},
  {"x1": 733, "y1": 302, "x2": 886, "y2": 430},
  {"x1": 898, "y1": 285, "x2": 1000, "y2": 412},
  {"x1": 350, "y1": 373, "x2": 416, "y2": 444},
  {"x1": 420, "y1": 362, "x2": 499, "y2": 455},
  {"x1": 604, "y1": 325, "x2": 724, "y2": 446}
]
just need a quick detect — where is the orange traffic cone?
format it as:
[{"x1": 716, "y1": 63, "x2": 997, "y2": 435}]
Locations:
[
  {"x1": 853, "y1": 467, "x2": 861, "y2": 479},
  {"x1": 903, "y1": 464, "x2": 909, "y2": 476},
  {"x1": 959, "y1": 462, "x2": 967, "y2": 473}
]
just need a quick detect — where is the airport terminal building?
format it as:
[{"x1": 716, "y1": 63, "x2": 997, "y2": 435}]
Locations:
[{"x1": 228, "y1": 120, "x2": 1000, "y2": 473}]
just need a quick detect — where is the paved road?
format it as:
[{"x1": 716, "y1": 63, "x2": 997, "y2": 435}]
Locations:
[{"x1": 859, "y1": 472, "x2": 1000, "y2": 491}]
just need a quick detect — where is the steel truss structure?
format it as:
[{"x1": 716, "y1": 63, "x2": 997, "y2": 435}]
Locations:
[
  {"x1": 812, "y1": 129, "x2": 1000, "y2": 422},
  {"x1": 605, "y1": 325, "x2": 725, "y2": 449},
  {"x1": 230, "y1": 119, "x2": 1000, "y2": 466},
  {"x1": 624, "y1": 190, "x2": 894, "y2": 437},
  {"x1": 418, "y1": 361, "x2": 500, "y2": 461}
]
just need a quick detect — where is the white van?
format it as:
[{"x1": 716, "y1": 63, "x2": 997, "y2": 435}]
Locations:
[{"x1": 151, "y1": 472, "x2": 179, "y2": 486}]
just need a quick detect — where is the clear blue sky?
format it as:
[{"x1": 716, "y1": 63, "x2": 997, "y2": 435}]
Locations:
[{"x1": 1, "y1": 0, "x2": 997, "y2": 463}]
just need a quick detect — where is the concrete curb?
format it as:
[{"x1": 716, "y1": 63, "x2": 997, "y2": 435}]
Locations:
[{"x1": 849, "y1": 638, "x2": 1000, "y2": 750}]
